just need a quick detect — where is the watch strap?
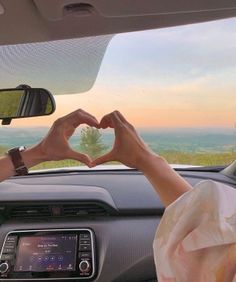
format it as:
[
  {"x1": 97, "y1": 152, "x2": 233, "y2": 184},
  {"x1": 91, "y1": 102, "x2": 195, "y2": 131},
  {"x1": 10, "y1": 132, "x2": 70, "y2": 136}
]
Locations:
[{"x1": 8, "y1": 147, "x2": 28, "y2": 176}]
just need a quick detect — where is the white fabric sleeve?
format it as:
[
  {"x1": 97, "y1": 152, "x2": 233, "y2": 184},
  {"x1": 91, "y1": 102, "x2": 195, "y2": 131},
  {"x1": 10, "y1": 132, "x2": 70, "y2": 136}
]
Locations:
[{"x1": 153, "y1": 180, "x2": 236, "y2": 282}]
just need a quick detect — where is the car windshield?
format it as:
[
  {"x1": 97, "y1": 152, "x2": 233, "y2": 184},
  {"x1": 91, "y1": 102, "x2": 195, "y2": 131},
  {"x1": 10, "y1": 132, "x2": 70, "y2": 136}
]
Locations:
[{"x1": 0, "y1": 17, "x2": 236, "y2": 171}]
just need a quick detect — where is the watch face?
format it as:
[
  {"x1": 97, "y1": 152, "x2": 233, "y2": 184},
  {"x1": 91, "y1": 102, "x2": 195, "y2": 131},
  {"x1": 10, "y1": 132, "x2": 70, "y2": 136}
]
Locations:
[{"x1": 8, "y1": 146, "x2": 25, "y2": 153}]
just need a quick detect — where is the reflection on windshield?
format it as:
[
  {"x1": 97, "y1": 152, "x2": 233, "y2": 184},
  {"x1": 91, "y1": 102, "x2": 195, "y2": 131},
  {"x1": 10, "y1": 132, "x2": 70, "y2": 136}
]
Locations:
[{"x1": 0, "y1": 18, "x2": 236, "y2": 170}]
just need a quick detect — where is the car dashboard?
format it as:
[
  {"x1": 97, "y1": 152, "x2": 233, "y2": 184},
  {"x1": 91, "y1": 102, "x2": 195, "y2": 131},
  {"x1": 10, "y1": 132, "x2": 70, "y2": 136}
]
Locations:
[{"x1": 0, "y1": 168, "x2": 235, "y2": 282}]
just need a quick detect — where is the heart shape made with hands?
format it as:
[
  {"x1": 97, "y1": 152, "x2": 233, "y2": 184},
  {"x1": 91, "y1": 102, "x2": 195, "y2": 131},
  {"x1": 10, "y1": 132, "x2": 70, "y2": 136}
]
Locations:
[
  {"x1": 78, "y1": 110, "x2": 149, "y2": 169},
  {"x1": 48, "y1": 109, "x2": 148, "y2": 170}
]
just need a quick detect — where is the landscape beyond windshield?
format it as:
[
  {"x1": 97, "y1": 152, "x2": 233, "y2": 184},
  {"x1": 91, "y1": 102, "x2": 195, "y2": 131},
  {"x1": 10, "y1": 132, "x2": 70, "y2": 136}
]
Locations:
[{"x1": 0, "y1": 18, "x2": 236, "y2": 170}]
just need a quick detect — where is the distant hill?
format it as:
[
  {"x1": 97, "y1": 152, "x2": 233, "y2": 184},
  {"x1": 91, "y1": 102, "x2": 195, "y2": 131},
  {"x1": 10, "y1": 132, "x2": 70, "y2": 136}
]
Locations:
[{"x1": 0, "y1": 127, "x2": 235, "y2": 153}]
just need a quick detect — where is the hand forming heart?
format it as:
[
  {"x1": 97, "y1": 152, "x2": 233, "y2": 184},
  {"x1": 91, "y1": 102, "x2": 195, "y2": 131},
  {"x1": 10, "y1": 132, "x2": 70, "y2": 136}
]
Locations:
[
  {"x1": 37, "y1": 109, "x2": 153, "y2": 170},
  {"x1": 91, "y1": 111, "x2": 153, "y2": 170}
]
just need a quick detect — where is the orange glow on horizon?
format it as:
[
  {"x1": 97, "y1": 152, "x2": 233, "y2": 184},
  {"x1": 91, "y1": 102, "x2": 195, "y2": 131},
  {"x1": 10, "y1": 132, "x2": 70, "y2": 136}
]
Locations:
[{"x1": 11, "y1": 83, "x2": 236, "y2": 129}]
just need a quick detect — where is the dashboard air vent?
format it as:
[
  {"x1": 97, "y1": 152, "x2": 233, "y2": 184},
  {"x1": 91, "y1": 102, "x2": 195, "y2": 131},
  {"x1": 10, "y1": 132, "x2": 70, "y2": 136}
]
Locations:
[
  {"x1": 10, "y1": 205, "x2": 51, "y2": 218},
  {"x1": 63, "y1": 203, "x2": 109, "y2": 216},
  {"x1": 8, "y1": 202, "x2": 112, "y2": 219}
]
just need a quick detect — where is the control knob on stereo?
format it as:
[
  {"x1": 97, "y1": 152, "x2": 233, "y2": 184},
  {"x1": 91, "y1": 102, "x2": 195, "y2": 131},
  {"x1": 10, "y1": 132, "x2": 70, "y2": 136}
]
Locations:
[
  {"x1": 79, "y1": 260, "x2": 90, "y2": 272},
  {"x1": 0, "y1": 262, "x2": 9, "y2": 274}
]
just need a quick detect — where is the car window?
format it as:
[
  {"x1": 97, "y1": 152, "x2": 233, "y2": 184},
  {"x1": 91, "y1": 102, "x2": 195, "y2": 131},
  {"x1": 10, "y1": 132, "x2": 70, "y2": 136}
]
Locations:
[{"x1": 0, "y1": 17, "x2": 236, "y2": 170}]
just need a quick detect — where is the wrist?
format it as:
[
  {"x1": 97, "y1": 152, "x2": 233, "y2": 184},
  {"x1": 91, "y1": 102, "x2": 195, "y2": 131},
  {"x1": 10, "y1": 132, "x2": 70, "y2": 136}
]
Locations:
[
  {"x1": 22, "y1": 144, "x2": 48, "y2": 169},
  {"x1": 137, "y1": 150, "x2": 166, "y2": 172}
]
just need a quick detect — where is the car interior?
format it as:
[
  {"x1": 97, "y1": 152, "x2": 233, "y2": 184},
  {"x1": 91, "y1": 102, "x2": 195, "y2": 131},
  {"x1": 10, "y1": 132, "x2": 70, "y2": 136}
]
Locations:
[{"x1": 0, "y1": 1, "x2": 236, "y2": 281}]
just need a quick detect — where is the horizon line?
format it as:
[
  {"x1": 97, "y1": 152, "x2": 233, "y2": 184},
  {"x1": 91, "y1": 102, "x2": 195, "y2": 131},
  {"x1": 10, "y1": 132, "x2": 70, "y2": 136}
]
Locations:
[{"x1": 0, "y1": 125, "x2": 235, "y2": 130}]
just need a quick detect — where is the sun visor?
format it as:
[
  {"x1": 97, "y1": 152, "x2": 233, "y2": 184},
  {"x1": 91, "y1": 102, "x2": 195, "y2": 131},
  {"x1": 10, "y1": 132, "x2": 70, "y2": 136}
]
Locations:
[{"x1": 0, "y1": 35, "x2": 113, "y2": 95}]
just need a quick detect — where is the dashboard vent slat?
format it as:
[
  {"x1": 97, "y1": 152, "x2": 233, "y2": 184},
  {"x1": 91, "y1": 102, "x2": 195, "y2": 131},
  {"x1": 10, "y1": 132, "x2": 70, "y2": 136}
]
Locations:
[
  {"x1": 10, "y1": 206, "x2": 51, "y2": 218},
  {"x1": 63, "y1": 203, "x2": 109, "y2": 216}
]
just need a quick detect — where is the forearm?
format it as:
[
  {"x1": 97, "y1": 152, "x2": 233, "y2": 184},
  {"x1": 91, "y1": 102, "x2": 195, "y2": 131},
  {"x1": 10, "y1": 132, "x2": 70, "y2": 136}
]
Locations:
[
  {"x1": 139, "y1": 153, "x2": 193, "y2": 207},
  {"x1": 0, "y1": 145, "x2": 46, "y2": 182}
]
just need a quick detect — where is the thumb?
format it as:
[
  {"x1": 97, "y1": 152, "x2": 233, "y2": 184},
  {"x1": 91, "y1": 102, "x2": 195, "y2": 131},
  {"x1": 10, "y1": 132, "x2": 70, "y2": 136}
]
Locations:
[
  {"x1": 91, "y1": 151, "x2": 114, "y2": 167},
  {"x1": 68, "y1": 149, "x2": 92, "y2": 167}
]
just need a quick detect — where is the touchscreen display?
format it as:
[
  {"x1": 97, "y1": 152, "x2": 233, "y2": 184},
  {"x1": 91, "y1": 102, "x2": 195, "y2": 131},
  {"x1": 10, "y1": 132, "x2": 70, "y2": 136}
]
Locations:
[{"x1": 15, "y1": 234, "x2": 77, "y2": 272}]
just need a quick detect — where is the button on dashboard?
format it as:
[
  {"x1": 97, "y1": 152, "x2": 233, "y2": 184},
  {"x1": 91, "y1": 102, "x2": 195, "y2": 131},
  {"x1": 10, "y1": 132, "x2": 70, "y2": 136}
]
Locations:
[
  {"x1": 79, "y1": 260, "x2": 91, "y2": 273},
  {"x1": 0, "y1": 262, "x2": 9, "y2": 274},
  {"x1": 3, "y1": 243, "x2": 15, "y2": 249},
  {"x1": 0, "y1": 254, "x2": 14, "y2": 261},
  {"x1": 79, "y1": 245, "x2": 91, "y2": 251},
  {"x1": 6, "y1": 236, "x2": 17, "y2": 243},
  {"x1": 79, "y1": 233, "x2": 90, "y2": 240},
  {"x1": 80, "y1": 239, "x2": 90, "y2": 245},
  {"x1": 2, "y1": 248, "x2": 14, "y2": 254},
  {"x1": 78, "y1": 252, "x2": 91, "y2": 259}
]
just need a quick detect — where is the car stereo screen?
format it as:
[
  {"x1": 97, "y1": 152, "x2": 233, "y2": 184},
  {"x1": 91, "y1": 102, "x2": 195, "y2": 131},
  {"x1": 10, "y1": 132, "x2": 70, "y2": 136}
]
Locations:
[{"x1": 15, "y1": 234, "x2": 77, "y2": 272}]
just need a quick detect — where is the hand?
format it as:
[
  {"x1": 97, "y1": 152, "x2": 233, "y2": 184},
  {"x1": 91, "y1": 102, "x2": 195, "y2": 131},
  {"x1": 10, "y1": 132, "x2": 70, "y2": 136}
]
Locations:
[
  {"x1": 35, "y1": 109, "x2": 99, "y2": 167},
  {"x1": 91, "y1": 111, "x2": 155, "y2": 169}
]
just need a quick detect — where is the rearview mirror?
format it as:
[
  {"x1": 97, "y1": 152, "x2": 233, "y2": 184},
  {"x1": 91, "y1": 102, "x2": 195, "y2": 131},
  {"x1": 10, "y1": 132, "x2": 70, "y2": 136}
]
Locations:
[{"x1": 0, "y1": 86, "x2": 56, "y2": 125}]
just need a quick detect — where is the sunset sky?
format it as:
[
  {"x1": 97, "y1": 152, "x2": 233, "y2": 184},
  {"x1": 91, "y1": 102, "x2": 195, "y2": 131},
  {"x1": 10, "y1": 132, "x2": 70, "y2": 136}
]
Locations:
[{"x1": 8, "y1": 17, "x2": 236, "y2": 128}]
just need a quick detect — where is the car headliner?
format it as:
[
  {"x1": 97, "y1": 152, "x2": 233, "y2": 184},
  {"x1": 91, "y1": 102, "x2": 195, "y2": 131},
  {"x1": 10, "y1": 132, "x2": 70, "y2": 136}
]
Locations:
[{"x1": 0, "y1": 0, "x2": 236, "y2": 46}]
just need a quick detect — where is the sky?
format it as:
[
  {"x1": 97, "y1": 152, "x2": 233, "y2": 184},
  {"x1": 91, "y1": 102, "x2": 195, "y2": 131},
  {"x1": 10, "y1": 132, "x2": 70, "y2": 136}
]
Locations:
[{"x1": 6, "y1": 17, "x2": 236, "y2": 128}]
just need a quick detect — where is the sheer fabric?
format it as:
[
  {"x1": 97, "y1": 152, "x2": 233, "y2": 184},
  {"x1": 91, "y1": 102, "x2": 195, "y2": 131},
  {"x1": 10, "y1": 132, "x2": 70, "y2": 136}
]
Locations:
[{"x1": 153, "y1": 180, "x2": 236, "y2": 282}]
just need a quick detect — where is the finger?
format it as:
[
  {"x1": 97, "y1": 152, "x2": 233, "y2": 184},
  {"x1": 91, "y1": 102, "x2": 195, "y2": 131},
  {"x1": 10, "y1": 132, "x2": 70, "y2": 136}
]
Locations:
[
  {"x1": 113, "y1": 110, "x2": 127, "y2": 123},
  {"x1": 112, "y1": 111, "x2": 124, "y2": 125},
  {"x1": 59, "y1": 109, "x2": 99, "y2": 129},
  {"x1": 99, "y1": 114, "x2": 114, "y2": 129},
  {"x1": 114, "y1": 110, "x2": 135, "y2": 129},
  {"x1": 78, "y1": 110, "x2": 100, "y2": 128},
  {"x1": 68, "y1": 149, "x2": 92, "y2": 167},
  {"x1": 109, "y1": 112, "x2": 126, "y2": 134},
  {"x1": 100, "y1": 111, "x2": 124, "y2": 130},
  {"x1": 90, "y1": 151, "x2": 114, "y2": 167}
]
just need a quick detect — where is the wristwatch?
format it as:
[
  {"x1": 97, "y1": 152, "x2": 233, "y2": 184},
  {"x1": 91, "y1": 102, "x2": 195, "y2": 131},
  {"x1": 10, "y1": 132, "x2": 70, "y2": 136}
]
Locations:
[{"x1": 7, "y1": 146, "x2": 28, "y2": 176}]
